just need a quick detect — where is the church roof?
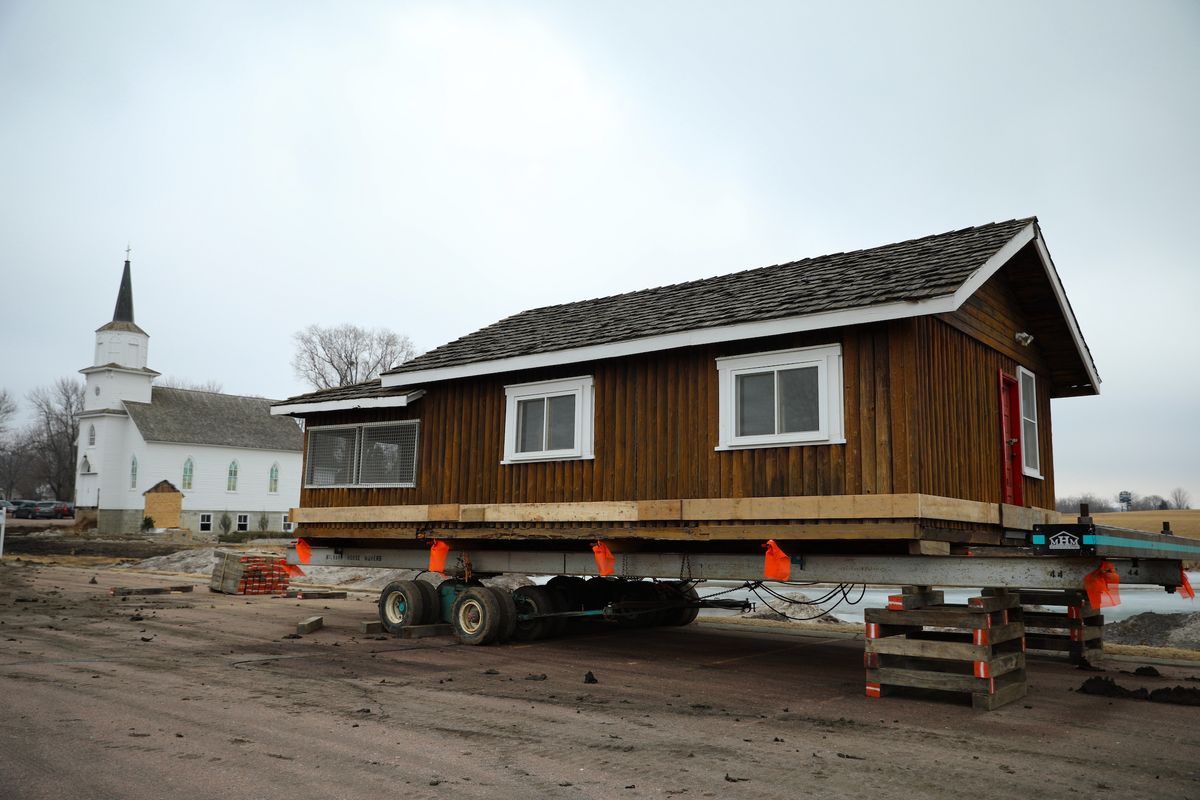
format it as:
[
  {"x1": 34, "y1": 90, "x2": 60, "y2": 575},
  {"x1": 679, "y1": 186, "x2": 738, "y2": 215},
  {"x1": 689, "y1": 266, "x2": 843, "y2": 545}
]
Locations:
[{"x1": 125, "y1": 387, "x2": 303, "y2": 451}]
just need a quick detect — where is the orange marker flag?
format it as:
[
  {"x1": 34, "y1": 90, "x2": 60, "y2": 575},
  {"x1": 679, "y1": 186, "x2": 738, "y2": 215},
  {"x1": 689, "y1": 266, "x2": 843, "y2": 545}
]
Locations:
[
  {"x1": 763, "y1": 539, "x2": 791, "y2": 582},
  {"x1": 1083, "y1": 560, "x2": 1121, "y2": 609},
  {"x1": 592, "y1": 540, "x2": 615, "y2": 577},
  {"x1": 1180, "y1": 564, "x2": 1195, "y2": 600},
  {"x1": 294, "y1": 537, "x2": 312, "y2": 565},
  {"x1": 282, "y1": 563, "x2": 305, "y2": 578},
  {"x1": 429, "y1": 540, "x2": 450, "y2": 574}
]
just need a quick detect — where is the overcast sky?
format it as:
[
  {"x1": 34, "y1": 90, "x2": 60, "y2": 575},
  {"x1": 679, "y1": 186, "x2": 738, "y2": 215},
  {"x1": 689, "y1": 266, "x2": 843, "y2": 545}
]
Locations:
[{"x1": 1, "y1": 1, "x2": 1197, "y2": 502}]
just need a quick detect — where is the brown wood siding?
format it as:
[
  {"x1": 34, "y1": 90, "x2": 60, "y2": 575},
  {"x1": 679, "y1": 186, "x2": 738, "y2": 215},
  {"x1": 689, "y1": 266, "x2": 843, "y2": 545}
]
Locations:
[
  {"x1": 915, "y1": 266, "x2": 1057, "y2": 507},
  {"x1": 299, "y1": 322, "x2": 920, "y2": 509}
]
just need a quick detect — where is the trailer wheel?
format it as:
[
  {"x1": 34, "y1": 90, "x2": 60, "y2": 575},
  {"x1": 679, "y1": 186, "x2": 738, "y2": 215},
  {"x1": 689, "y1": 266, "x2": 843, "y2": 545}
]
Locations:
[
  {"x1": 583, "y1": 577, "x2": 617, "y2": 611},
  {"x1": 451, "y1": 586, "x2": 504, "y2": 645},
  {"x1": 662, "y1": 583, "x2": 700, "y2": 626},
  {"x1": 415, "y1": 579, "x2": 442, "y2": 624},
  {"x1": 617, "y1": 581, "x2": 662, "y2": 627},
  {"x1": 493, "y1": 584, "x2": 518, "y2": 643},
  {"x1": 512, "y1": 586, "x2": 561, "y2": 641},
  {"x1": 547, "y1": 576, "x2": 587, "y2": 611},
  {"x1": 378, "y1": 580, "x2": 428, "y2": 634}
]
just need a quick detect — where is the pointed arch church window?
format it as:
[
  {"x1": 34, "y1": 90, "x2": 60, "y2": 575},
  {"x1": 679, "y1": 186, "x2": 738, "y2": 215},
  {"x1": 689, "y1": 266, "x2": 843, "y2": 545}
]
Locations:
[
  {"x1": 269, "y1": 463, "x2": 279, "y2": 494},
  {"x1": 130, "y1": 456, "x2": 138, "y2": 489},
  {"x1": 227, "y1": 461, "x2": 239, "y2": 492},
  {"x1": 81, "y1": 455, "x2": 91, "y2": 474},
  {"x1": 88, "y1": 425, "x2": 96, "y2": 446},
  {"x1": 182, "y1": 458, "x2": 194, "y2": 491}
]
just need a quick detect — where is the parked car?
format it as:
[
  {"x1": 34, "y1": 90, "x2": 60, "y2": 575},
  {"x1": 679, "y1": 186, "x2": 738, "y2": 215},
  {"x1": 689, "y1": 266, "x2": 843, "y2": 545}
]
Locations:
[
  {"x1": 0, "y1": 500, "x2": 14, "y2": 515},
  {"x1": 34, "y1": 501, "x2": 72, "y2": 519},
  {"x1": 12, "y1": 500, "x2": 40, "y2": 518}
]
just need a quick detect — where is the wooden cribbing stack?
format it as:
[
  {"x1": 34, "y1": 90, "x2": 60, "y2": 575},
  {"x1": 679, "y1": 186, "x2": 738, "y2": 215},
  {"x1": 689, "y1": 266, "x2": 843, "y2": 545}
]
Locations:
[
  {"x1": 864, "y1": 586, "x2": 1027, "y2": 711},
  {"x1": 1018, "y1": 589, "x2": 1102, "y2": 665},
  {"x1": 210, "y1": 550, "x2": 292, "y2": 595}
]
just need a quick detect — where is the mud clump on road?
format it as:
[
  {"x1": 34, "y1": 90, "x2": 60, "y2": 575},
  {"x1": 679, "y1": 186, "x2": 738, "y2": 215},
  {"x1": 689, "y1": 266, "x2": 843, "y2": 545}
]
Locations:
[{"x1": 1077, "y1": 676, "x2": 1200, "y2": 706}]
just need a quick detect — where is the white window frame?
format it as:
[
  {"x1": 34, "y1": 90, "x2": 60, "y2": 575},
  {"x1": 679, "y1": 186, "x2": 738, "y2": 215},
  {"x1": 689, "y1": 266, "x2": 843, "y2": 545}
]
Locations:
[
  {"x1": 236, "y1": 513, "x2": 249, "y2": 532},
  {"x1": 182, "y1": 457, "x2": 194, "y2": 491},
  {"x1": 130, "y1": 456, "x2": 138, "y2": 489},
  {"x1": 715, "y1": 344, "x2": 845, "y2": 451},
  {"x1": 304, "y1": 420, "x2": 420, "y2": 489},
  {"x1": 502, "y1": 376, "x2": 595, "y2": 464},
  {"x1": 268, "y1": 462, "x2": 279, "y2": 494},
  {"x1": 1017, "y1": 365, "x2": 1042, "y2": 479},
  {"x1": 227, "y1": 460, "x2": 239, "y2": 493},
  {"x1": 199, "y1": 513, "x2": 212, "y2": 533},
  {"x1": 282, "y1": 514, "x2": 294, "y2": 533}
]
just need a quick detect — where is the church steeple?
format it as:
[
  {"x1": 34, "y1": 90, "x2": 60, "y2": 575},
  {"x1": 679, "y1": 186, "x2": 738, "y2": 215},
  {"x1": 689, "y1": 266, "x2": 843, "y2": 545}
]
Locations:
[{"x1": 112, "y1": 258, "x2": 135, "y2": 324}]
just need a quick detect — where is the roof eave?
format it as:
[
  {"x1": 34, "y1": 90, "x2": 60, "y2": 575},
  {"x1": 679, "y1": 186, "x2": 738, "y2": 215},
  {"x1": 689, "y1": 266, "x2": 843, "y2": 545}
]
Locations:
[{"x1": 271, "y1": 389, "x2": 426, "y2": 417}]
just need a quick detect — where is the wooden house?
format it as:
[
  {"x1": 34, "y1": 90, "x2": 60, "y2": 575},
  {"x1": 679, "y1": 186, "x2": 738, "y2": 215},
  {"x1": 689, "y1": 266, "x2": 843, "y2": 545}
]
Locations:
[{"x1": 273, "y1": 218, "x2": 1098, "y2": 555}]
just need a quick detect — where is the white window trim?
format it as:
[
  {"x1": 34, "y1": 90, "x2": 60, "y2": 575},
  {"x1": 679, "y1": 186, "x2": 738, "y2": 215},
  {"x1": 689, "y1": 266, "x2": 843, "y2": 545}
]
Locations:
[
  {"x1": 226, "y1": 460, "x2": 239, "y2": 493},
  {"x1": 715, "y1": 344, "x2": 845, "y2": 451},
  {"x1": 199, "y1": 513, "x2": 212, "y2": 533},
  {"x1": 502, "y1": 376, "x2": 595, "y2": 464},
  {"x1": 1017, "y1": 365, "x2": 1043, "y2": 480},
  {"x1": 303, "y1": 420, "x2": 420, "y2": 489},
  {"x1": 236, "y1": 513, "x2": 249, "y2": 532},
  {"x1": 268, "y1": 462, "x2": 279, "y2": 494}
]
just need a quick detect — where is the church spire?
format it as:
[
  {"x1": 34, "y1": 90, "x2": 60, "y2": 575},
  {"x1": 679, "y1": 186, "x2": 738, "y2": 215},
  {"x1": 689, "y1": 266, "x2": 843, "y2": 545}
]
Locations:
[{"x1": 112, "y1": 253, "x2": 135, "y2": 324}]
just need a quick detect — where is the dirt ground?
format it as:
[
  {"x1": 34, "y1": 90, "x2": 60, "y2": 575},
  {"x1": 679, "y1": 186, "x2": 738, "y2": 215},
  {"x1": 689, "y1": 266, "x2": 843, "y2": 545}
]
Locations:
[{"x1": 1, "y1": 561, "x2": 1198, "y2": 800}]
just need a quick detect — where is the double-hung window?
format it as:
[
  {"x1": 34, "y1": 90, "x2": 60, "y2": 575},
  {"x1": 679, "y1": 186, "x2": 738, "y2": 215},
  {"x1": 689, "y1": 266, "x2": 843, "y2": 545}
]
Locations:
[
  {"x1": 305, "y1": 421, "x2": 420, "y2": 488},
  {"x1": 236, "y1": 513, "x2": 249, "y2": 532},
  {"x1": 1017, "y1": 366, "x2": 1041, "y2": 478},
  {"x1": 199, "y1": 513, "x2": 212, "y2": 533},
  {"x1": 503, "y1": 376, "x2": 594, "y2": 463},
  {"x1": 716, "y1": 344, "x2": 844, "y2": 450}
]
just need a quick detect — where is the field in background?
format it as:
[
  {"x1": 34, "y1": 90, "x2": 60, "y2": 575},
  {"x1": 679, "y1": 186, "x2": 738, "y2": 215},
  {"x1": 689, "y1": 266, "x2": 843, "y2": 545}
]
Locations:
[{"x1": 1091, "y1": 509, "x2": 1200, "y2": 539}]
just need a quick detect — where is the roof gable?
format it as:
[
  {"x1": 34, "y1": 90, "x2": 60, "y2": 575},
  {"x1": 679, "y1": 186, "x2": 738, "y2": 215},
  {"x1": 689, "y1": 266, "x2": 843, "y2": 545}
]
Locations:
[{"x1": 126, "y1": 387, "x2": 303, "y2": 451}]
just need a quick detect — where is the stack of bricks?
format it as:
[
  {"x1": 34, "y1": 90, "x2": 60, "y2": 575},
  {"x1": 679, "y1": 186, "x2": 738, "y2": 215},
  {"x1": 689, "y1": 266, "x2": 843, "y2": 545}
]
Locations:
[
  {"x1": 1018, "y1": 589, "x2": 1103, "y2": 665},
  {"x1": 210, "y1": 550, "x2": 291, "y2": 595},
  {"x1": 864, "y1": 586, "x2": 1027, "y2": 711}
]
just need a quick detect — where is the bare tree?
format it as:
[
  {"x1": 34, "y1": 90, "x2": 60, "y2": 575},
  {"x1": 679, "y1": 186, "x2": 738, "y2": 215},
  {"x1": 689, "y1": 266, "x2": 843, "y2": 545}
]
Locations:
[
  {"x1": 0, "y1": 430, "x2": 37, "y2": 499},
  {"x1": 0, "y1": 388, "x2": 16, "y2": 436},
  {"x1": 27, "y1": 378, "x2": 85, "y2": 500},
  {"x1": 1056, "y1": 493, "x2": 1116, "y2": 514},
  {"x1": 291, "y1": 324, "x2": 417, "y2": 390},
  {"x1": 158, "y1": 376, "x2": 224, "y2": 392},
  {"x1": 1170, "y1": 487, "x2": 1192, "y2": 510}
]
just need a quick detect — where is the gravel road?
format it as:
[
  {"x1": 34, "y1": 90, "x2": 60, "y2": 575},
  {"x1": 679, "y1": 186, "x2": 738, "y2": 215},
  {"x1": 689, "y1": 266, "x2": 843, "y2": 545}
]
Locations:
[{"x1": 1, "y1": 560, "x2": 1197, "y2": 799}]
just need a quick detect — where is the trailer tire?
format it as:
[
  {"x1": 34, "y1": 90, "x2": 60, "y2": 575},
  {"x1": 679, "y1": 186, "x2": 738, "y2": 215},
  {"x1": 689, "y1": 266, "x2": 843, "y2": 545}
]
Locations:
[
  {"x1": 663, "y1": 583, "x2": 700, "y2": 626},
  {"x1": 512, "y1": 586, "x2": 560, "y2": 641},
  {"x1": 451, "y1": 586, "x2": 504, "y2": 645},
  {"x1": 378, "y1": 581, "x2": 428, "y2": 634},
  {"x1": 494, "y1": 585, "x2": 518, "y2": 643},
  {"x1": 583, "y1": 577, "x2": 617, "y2": 611},
  {"x1": 415, "y1": 579, "x2": 442, "y2": 624},
  {"x1": 547, "y1": 576, "x2": 587, "y2": 611}
]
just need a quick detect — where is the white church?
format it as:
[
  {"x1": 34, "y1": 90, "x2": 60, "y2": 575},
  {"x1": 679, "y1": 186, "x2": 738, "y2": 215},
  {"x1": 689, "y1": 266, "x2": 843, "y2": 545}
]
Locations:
[{"x1": 76, "y1": 258, "x2": 303, "y2": 535}]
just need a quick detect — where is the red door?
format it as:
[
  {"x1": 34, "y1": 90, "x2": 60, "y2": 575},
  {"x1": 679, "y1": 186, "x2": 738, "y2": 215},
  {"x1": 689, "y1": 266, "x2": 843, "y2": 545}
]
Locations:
[{"x1": 998, "y1": 371, "x2": 1023, "y2": 506}]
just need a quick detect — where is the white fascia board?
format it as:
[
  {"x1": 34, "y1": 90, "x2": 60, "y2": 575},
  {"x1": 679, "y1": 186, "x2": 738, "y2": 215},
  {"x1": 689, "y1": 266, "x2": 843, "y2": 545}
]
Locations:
[
  {"x1": 270, "y1": 390, "x2": 425, "y2": 416},
  {"x1": 379, "y1": 223, "x2": 1059, "y2": 389},
  {"x1": 1031, "y1": 234, "x2": 1102, "y2": 393},
  {"x1": 79, "y1": 364, "x2": 162, "y2": 377},
  {"x1": 381, "y1": 295, "x2": 962, "y2": 387}
]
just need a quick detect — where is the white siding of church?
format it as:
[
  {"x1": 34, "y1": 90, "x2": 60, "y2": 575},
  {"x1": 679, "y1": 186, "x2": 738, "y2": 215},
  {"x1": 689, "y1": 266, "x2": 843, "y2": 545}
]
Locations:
[{"x1": 138, "y1": 441, "x2": 300, "y2": 514}]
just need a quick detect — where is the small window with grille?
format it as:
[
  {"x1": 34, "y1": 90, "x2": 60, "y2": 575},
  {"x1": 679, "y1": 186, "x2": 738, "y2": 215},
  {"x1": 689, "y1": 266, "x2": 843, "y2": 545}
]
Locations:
[
  {"x1": 236, "y1": 513, "x2": 249, "y2": 532},
  {"x1": 305, "y1": 421, "x2": 420, "y2": 488}
]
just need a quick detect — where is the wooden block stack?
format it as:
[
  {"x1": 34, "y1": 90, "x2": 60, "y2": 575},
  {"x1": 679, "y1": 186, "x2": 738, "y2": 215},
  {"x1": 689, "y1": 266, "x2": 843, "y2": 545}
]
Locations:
[
  {"x1": 1018, "y1": 589, "x2": 1103, "y2": 665},
  {"x1": 864, "y1": 587, "x2": 1027, "y2": 711},
  {"x1": 210, "y1": 550, "x2": 291, "y2": 595}
]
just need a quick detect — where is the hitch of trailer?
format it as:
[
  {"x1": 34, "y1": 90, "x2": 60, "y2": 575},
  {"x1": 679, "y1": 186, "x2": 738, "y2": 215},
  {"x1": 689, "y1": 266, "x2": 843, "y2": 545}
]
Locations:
[{"x1": 516, "y1": 596, "x2": 749, "y2": 623}]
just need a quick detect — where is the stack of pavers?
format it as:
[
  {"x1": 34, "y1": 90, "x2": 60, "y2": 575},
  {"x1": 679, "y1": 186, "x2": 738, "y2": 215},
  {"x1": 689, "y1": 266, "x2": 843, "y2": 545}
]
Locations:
[{"x1": 210, "y1": 549, "x2": 291, "y2": 595}]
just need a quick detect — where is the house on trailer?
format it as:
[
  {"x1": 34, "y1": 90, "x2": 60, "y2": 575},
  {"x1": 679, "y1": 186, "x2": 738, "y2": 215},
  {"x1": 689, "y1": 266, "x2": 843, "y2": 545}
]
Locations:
[
  {"x1": 272, "y1": 217, "x2": 1098, "y2": 553},
  {"x1": 76, "y1": 259, "x2": 303, "y2": 535}
]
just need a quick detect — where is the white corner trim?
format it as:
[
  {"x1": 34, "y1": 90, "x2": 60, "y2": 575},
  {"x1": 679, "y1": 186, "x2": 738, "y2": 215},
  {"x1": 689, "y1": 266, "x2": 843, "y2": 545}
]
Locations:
[{"x1": 271, "y1": 390, "x2": 425, "y2": 416}]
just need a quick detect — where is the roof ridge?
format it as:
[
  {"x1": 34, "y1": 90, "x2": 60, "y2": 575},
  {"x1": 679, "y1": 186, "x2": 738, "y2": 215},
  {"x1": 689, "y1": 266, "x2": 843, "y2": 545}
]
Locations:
[{"x1": 153, "y1": 385, "x2": 276, "y2": 402}]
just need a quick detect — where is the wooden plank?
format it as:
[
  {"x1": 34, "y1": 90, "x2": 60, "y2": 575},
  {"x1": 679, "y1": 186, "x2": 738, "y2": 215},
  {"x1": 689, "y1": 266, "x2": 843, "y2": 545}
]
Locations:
[
  {"x1": 1000, "y1": 503, "x2": 1059, "y2": 530},
  {"x1": 866, "y1": 637, "x2": 988, "y2": 662},
  {"x1": 972, "y1": 673, "x2": 1028, "y2": 710},
  {"x1": 636, "y1": 500, "x2": 682, "y2": 521},
  {"x1": 864, "y1": 607, "x2": 992, "y2": 628},
  {"x1": 292, "y1": 504, "x2": 461, "y2": 524},
  {"x1": 908, "y1": 541, "x2": 950, "y2": 555},
  {"x1": 108, "y1": 585, "x2": 194, "y2": 597},
  {"x1": 359, "y1": 620, "x2": 384, "y2": 634},
  {"x1": 917, "y1": 494, "x2": 1000, "y2": 525},
  {"x1": 480, "y1": 502, "x2": 641, "y2": 523},
  {"x1": 397, "y1": 623, "x2": 453, "y2": 639},
  {"x1": 866, "y1": 667, "x2": 982, "y2": 693}
]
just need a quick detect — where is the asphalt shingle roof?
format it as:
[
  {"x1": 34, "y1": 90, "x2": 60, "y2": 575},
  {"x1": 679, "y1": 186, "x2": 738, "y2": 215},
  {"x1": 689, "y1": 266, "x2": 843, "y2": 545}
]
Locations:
[
  {"x1": 126, "y1": 387, "x2": 303, "y2": 451},
  {"x1": 386, "y1": 218, "x2": 1035, "y2": 375},
  {"x1": 274, "y1": 381, "x2": 418, "y2": 406}
]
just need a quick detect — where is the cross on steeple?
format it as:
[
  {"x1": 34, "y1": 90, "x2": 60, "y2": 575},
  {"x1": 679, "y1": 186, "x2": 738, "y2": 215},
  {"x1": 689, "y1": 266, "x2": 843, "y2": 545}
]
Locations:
[{"x1": 126, "y1": 243, "x2": 132, "y2": 261}]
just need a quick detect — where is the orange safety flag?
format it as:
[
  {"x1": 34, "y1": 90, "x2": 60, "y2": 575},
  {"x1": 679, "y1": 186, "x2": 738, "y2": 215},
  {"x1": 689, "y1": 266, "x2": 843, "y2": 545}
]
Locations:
[
  {"x1": 763, "y1": 539, "x2": 791, "y2": 582},
  {"x1": 429, "y1": 540, "x2": 450, "y2": 574},
  {"x1": 294, "y1": 537, "x2": 312, "y2": 565},
  {"x1": 282, "y1": 563, "x2": 305, "y2": 578},
  {"x1": 1083, "y1": 560, "x2": 1121, "y2": 609},
  {"x1": 1180, "y1": 565, "x2": 1196, "y2": 600},
  {"x1": 592, "y1": 540, "x2": 615, "y2": 577}
]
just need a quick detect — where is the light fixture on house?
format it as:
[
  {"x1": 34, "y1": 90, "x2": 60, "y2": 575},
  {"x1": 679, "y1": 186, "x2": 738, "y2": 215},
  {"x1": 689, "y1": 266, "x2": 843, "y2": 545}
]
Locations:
[{"x1": 1015, "y1": 332, "x2": 1034, "y2": 347}]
